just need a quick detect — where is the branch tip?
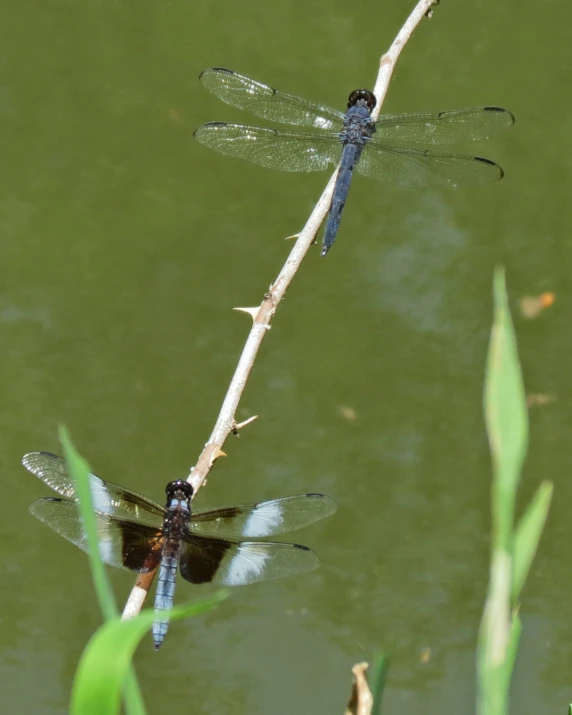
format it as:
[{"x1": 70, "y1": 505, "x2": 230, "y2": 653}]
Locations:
[{"x1": 232, "y1": 415, "x2": 259, "y2": 435}]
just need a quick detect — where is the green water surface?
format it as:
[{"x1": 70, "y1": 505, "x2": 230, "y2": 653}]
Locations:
[{"x1": 1, "y1": 0, "x2": 571, "y2": 713}]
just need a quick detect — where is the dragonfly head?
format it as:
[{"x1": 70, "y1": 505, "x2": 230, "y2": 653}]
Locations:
[
  {"x1": 165, "y1": 479, "x2": 194, "y2": 510},
  {"x1": 347, "y1": 89, "x2": 376, "y2": 112}
]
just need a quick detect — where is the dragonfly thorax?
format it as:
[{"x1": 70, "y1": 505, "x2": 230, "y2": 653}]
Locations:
[{"x1": 340, "y1": 107, "x2": 376, "y2": 146}]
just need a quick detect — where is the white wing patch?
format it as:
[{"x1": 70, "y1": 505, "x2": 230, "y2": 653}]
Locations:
[
  {"x1": 223, "y1": 545, "x2": 270, "y2": 585},
  {"x1": 97, "y1": 533, "x2": 116, "y2": 565},
  {"x1": 89, "y1": 482, "x2": 116, "y2": 514},
  {"x1": 242, "y1": 501, "x2": 284, "y2": 537}
]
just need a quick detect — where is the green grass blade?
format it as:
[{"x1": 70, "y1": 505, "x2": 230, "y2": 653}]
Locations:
[
  {"x1": 512, "y1": 482, "x2": 553, "y2": 603},
  {"x1": 478, "y1": 267, "x2": 530, "y2": 715},
  {"x1": 484, "y1": 266, "x2": 528, "y2": 549},
  {"x1": 59, "y1": 428, "x2": 145, "y2": 715},
  {"x1": 370, "y1": 651, "x2": 391, "y2": 715},
  {"x1": 477, "y1": 552, "x2": 512, "y2": 715},
  {"x1": 70, "y1": 593, "x2": 227, "y2": 715},
  {"x1": 59, "y1": 426, "x2": 118, "y2": 621},
  {"x1": 478, "y1": 610, "x2": 522, "y2": 715},
  {"x1": 504, "y1": 611, "x2": 522, "y2": 680}
]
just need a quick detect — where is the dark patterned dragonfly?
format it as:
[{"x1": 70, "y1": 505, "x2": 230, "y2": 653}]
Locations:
[
  {"x1": 25, "y1": 452, "x2": 336, "y2": 650},
  {"x1": 194, "y1": 68, "x2": 514, "y2": 256}
]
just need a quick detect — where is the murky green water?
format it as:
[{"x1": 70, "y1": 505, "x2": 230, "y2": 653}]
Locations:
[{"x1": 2, "y1": 0, "x2": 572, "y2": 712}]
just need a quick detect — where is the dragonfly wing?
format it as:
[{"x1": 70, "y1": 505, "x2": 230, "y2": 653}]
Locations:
[
  {"x1": 191, "y1": 493, "x2": 337, "y2": 538},
  {"x1": 23, "y1": 452, "x2": 78, "y2": 498},
  {"x1": 23, "y1": 452, "x2": 165, "y2": 527},
  {"x1": 29, "y1": 498, "x2": 163, "y2": 572},
  {"x1": 194, "y1": 123, "x2": 342, "y2": 172},
  {"x1": 199, "y1": 68, "x2": 345, "y2": 130},
  {"x1": 179, "y1": 534, "x2": 319, "y2": 585},
  {"x1": 373, "y1": 106, "x2": 515, "y2": 145},
  {"x1": 357, "y1": 142, "x2": 504, "y2": 187}
]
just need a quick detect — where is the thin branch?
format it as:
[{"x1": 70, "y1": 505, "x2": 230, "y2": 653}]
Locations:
[
  {"x1": 232, "y1": 415, "x2": 259, "y2": 434},
  {"x1": 372, "y1": 0, "x2": 436, "y2": 121},
  {"x1": 121, "y1": 0, "x2": 436, "y2": 621}
]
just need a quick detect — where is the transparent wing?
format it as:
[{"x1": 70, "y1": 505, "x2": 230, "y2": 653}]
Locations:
[
  {"x1": 357, "y1": 142, "x2": 504, "y2": 187},
  {"x1": 373, "y1": 106, "x2": 514, "y2": 145},
  {"x1": 180, "y1": 534, "x2": 319, "y2": 585},
  {"x1": 199, "y1": 68, "x2": 345, "y2": 130},
  {"x1": 194, "y1": 123, "x2": 342, "y2": 172},
  {"x1": 23, "y1": 452, "x2": 165, "y2": 528},
  {"x1": 29, "y1": 498, "x2": 163, "y2": 572},
  {"x1": 191, "y1": 493, "x2": 336, "y2": 539}
]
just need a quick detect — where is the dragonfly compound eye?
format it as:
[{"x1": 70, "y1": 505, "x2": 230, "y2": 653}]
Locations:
[
  {"x1": 165, "y1": 479, "x2": 194, "y2": 500},
  {"x1": 347, "y1": 89, "x2": 376, "y2": 111}
]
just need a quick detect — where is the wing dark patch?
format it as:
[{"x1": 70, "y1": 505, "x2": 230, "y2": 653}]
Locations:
[
  {"x1": 29, "y1": 497, "x2": 164, "y2": 573},
  {"x1": 179, "y1": 535, "x2": 232, "y2": 584},
  {"x1": 120, "y1": 522, "x2": 163, "y2": 572}
]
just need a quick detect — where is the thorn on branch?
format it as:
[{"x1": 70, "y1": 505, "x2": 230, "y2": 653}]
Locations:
[
  {"x1": 209, "y1": 447, "x2": 227, "y2": 463},
  {"x1": 234, "y1": 306, "x2": 260, "y2": 322}
]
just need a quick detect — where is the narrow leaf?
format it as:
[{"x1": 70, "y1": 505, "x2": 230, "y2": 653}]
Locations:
[
  {"x1": 478, "y1": 267, "x2": 529, "y2": 715},
  {"x1": 484, "y1": 266, "x2": 528, "y2": 548},
  {"x1": 512, "y1": 482, "x2": 553, "y2": 603},
  {"x1": 59, "y1": 426, "x2": 118, "y2": 620},
  {"x1": 503, "y1": 610, "x2": 522, "y2": 680},
  {"x1": 59, "y1": 428, "x2": 145, "y2": 715},
  {"x1": 71, "y1": 593, "x2": 227, "y2": 715},
  {"x1": 370, "y1": 651, "x2": 391, "y2": 714}
]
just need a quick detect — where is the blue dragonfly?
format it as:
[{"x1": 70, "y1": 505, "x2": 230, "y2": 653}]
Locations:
[{"x1": 194, "y1": 68, "x2": 514, "y2": 255}]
